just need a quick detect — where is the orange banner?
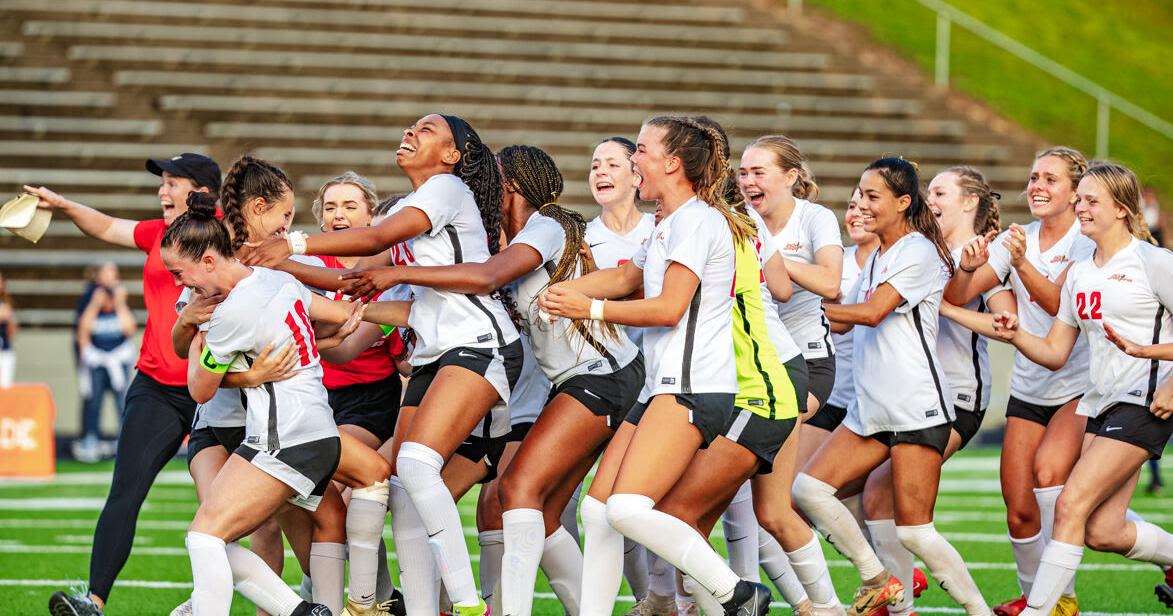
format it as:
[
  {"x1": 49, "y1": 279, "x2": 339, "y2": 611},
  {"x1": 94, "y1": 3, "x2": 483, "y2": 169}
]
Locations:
[{"x1": 0, "y1": 384, "x2": 57, "y2": 479}]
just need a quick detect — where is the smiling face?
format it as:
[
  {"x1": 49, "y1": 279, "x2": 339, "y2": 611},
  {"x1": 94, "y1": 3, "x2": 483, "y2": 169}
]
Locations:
[
  {"x1": 926, "y1": 171, "x2": 974, "y2": 238},
  {"x1": 857, "y1": 169, "x2": 910, "y2": 236},
  {"x1": 397, "y1": 114, "x2": 460, "y2": 175},
  {"x1": 630, "y1": 124, "x2": 673, "y2": 203},
  {"x1": 245, "y1": 190, "x2": 295, "y2": 243},
  {"x1": 161, "y1": 246, "x2": 220, "y2": 296},
  {"x1": 589, "y1": 141, "x2": 639, "y2": 209},
  {"x1": 320, "y1": 183, "x2": 373, "y2": 232},
  {"x1": 737, "y1": 146, "x2": 798, "y2": 216},
  {"x1": 844, "y1": 188, "x2": 875, "y2": 246},
  {"x1": 1027, "y1": 155, "x2": 1078, "y2": 219},
  {"x1": 1074, "y1": 175, "x2": 1125, "y2": 241},
  {"x1": 158, "y1": 172, "x2": 207, "y2": 225}
]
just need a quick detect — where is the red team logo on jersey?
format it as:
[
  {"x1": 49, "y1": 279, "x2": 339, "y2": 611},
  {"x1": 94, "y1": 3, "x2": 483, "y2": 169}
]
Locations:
[
  {"x1": 284, "y1": 299, "x2": 319, "y2": 365},
  {"x1": 1108, "y1": 273, "x2": 1133, "y2": 283}
]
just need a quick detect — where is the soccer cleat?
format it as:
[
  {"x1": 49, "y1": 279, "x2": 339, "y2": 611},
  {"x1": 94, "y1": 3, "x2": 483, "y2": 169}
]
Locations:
[
  {"x1": 48, "y1": 590, "x2": 102, "y2": 616},
  {"x1": 378, "y1": 589, "x2": 406, "y2": 616},
  {"x1": 849, "y1": 576, "x2": 904, "y2": 616},
  {"x1": 722, "y1": 581, "x2": 772, "y2": 616},
  {"x1": 676, "y1": 598, "x2": 699, "y2": 616},
  {"x1": 992, "y1": 596, "x2": 1027, "y2": 616},
  {"x1": 454, "y1": 598, "x2": 490, "y2": 616},
  {"x1": 342, "y1": 597, "x2": 391, "y2": 616},
  {"x1": 169, "y1": 598, "x2": 193, "y2": 616},
  {"x1": 811, "y1": 603, "x2": 849, "y2": 616},
  {"x1": 625, "y1": 592, "x2": 677, "y2": 616},
  {"x1": 912, "y1": 568, "x2": 928, "y2": 598},
  {"x1": 1156, "y1": 583, "x2": 1173, "y2": 608},
  {"x1": 792, "y1": 598, "x2": 815, "y2": 616},
  {"x1": 291, "y1": 603, "x2": 335, "y2": 616},
  {"x1": 1050, "y1": 595, "x2": 1078, "y2": 616}
]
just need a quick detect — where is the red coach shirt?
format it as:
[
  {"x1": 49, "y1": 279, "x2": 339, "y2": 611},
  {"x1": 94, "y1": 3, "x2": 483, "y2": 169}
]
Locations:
[
  {"x1": 311, "y1": 254, "x2": 400, "y2": 390},
  {"x1": 132, "y1": 219, "x2": 187, "y2": 386}
]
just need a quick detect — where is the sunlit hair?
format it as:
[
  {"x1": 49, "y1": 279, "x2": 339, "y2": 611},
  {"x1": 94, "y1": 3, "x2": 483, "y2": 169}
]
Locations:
[
  {"x1": 1035, "y1": 146, "x2": 1088, "y2": 191},
  {"x1": 311, "y1": 171, "x2": 378, "y2": 227},
  {"x1": 746, "y1": 134, "x2": 819, "y2": 201},
  {"x1": 942, "y1": 166, "x2": 1001, "y2": 237},
  {"x1": 1083, "y1": 162, "x2": 1154, "y2": 244},
  {"x1": 219, "y1": 155, "x2": 293, "y2": 252}
]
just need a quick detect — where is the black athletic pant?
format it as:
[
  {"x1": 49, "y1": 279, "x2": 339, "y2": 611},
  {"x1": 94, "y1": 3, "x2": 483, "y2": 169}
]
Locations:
[{"x1": 88, "y1": 371, "x2": 195, "y2": 601}]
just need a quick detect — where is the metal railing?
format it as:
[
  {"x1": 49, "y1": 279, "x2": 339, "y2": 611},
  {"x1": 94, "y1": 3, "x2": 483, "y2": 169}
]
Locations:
[{"x1": 789, "y1": 0, "x2": 1173, "y2": 159}]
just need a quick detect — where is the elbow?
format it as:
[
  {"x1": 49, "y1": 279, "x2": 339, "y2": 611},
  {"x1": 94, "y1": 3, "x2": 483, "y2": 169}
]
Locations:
[
  {"x1": 815, "y1": 283, "x2": 840, "y2": 300},
  {"x1": 190, "y1": 386, "x2": 215, "y2": 405},
  {"x1": 860, "y1": 311, "x2": 886, "y2": 328}
]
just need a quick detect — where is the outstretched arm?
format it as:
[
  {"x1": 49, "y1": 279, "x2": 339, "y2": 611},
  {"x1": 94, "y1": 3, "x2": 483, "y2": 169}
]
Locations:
[
  {"x1": 541, "y1": 261, "x2": 696, "y2": 328},
  {"x1": 23, "y1": 185, "x2": 138, "y2": 248},
  {"x1": 244, "y1": 207, "x2": 431, "y2": 266},
  {"x1": 341, "y1": 243, "x2": 542, "y2": 298}
]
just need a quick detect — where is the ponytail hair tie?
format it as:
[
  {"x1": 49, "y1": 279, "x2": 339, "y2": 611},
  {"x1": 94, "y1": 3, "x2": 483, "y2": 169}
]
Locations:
[{"x1": 990, "y1": 191, "x2": 1002, "y2": 200}]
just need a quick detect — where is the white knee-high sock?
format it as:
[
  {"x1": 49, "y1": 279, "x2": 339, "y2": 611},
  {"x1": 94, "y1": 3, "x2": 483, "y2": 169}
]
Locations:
[
  {"x1": 681, "y1": 574, "x2": 724, "y2": 616},
  {"x1": 1033, "y1": 486, "x2": 1072, "y2": 597},
  {"x1": 646, "y1": 551, "x2": 675, "y2": 598},
  {"x1": 623, "y1": 539, "x2": 650, "y2": 600},
  {"x1": 792, "y1": 473, "x2": 885, "y2": 582},
  {"x1": 580, "y1": 495, "x2": 625, "y2": 616},
  {"x1": 348, "y1": 480, "x2": 390, "y2": 608},
  {"x1": 1009, "y1": 532, "x2": 1044, "y2": 597},
  {"x1": 397, "y1": 442, "x2": 478, "y2": 607},
  {"x1": 390, "y1": 475, "x2": 440, "y2": 616},
  {"x1": 842, "y1": 493, "x2": 871, "y2": 539},
  {"x1": 785, "y1": 531, "x2": 838, "y2": 609},
  {"x1": 897, "y1": 524, "x2": 988, "y2": 616},
  {"x1": 563, "y1": 484, "x2": 583, "y2": 547},
  {"x1": 605, "y1": 494, "x2": 740, "y2": 603},
  {"x1": 376, "y1": 539, "x2": 396, "y2": 602},
  {"x1": 721, "y1": 483, "x2": 759, "y2": 580},
  {"x1": 757, "y1": 527, "x2": 807, "y2": 605},
  {"x1": 541, "y1": 526, "x2": 584, "y2": 615},
  {"x1": 478, "y1": 529, "x2": 505, "y2": 611},
  {"x1": 502, "y1": 508, "x2": 545, "y2": 616},
  {"x1": 1025, "y1": 541, "x2": 1082, "y2": 616},
  {"x1": 225, "y1": 541, "x2": 304, "y2": 616},
  {"x1": 1126, "y1": 520, "x2": 1173, "y2": 568},
  {"x1": 299, "y1": 573, "x2": 313, "y2": 602},
  {"x1": 187, "y1": 532, "x2": 233, "y2": 616},
  {"x1": 866, "y1": 520, "x2": 914, "y2": 615},
  {"x1": 310, "y1": 542, "x2": 346, "y2": 615}
]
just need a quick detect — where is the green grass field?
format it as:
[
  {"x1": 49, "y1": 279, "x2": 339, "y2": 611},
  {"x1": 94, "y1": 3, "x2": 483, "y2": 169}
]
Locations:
[
  {"x1": 1, "y1": 448, "x2": 1170, "y2": 614},
  {"x1": 806, "y1": 0, "x2": 1173, "y2": 202}
]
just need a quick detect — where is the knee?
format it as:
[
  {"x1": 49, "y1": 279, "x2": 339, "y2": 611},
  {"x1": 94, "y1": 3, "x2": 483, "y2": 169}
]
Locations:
[
  {"x1": 1033, "y1": 460, "x2": 1068, "y2": 488},
  {"x1": 754, "y1": 510, "x2": 793, "y2": 540},
  {"x1": 581, "y1": 494, "x2": 609, "y2": 528},
  {"x1": 1083, "y1": 518, "x2": 1124, "y2": 553},
  {"x1": 605, "y1": 493, "x2": 654, "y2": 537},
  {"x1": 861, "y1": 486, "x2": 889, "y2": 521},
  {"x1": 395, "y1": 442, "x2": 443, "y2": 492},
  {"x1": 1053, "y1": 490, "x2": 1090, "y2": 531},
  {"x1": 895, "y1": 523, "x2": 938, "y2": 554},
  {"x1": 792, "y1": 472, "x2": 835, "y2": 513},
  {"x1": 498, "y1": 469, "x2": 542, "y2": 511}
]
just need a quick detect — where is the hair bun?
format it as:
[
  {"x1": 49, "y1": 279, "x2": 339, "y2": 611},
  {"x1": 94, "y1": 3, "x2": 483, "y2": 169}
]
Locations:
[{"x1": 186, "y1": 191, "x2": 218, "y2": 219}]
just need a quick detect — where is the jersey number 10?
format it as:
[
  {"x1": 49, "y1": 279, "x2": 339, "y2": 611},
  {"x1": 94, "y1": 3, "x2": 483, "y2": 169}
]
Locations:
[
  {"x1": 283, "y1": 299, "x2": 319, "y2": 366},
  {"x1": 1075, "y1": 291, "x2": 1102, "y2": 320}
]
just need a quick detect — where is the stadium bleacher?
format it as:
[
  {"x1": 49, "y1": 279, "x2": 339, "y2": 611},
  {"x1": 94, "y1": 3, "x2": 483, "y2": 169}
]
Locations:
[{"x1": 1, "y1": 0, "x2": 1043, "y2": 326}]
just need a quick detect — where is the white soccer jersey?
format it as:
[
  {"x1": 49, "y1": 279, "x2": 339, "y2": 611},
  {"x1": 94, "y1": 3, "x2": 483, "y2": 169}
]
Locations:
[
  {"x1": 512, "y1": 212, "x2": 640, "y2": 385},
  {"x1": 825, "y1": 245, "x2": 865, "y2": 409},
  {"x1": 1056, "y1": 238, "x2": 1173, "y2": 418},
  {"x1": 399, "y1": 173, "x2": 519, "y2": 365},
  {"x1": 506, "y1": 330, "x2": 552, "y2": 426},
  {"x1": 204, "y1": 267, "x2": 338, "y2": 451},
  {"x1": 938, "y1": 244, "x2": 1011, "y2": 413},
  {"x1": 177, "y1": 287, "x2": 246, "y2": 429},
  {"x1": 764, "y1": 198, "x2": 842, "y2": 360},
  {"x1": 634, "y1": 198, "x2": 737, "y2": 400},
  {"x1": 585, "y1": 213, "x2": 655, "y2": 348},
  {"x1": 987, "y1": 220, "x2": 1093, "y2": 405},
  {"x1": 585, "y1": 213, "x2": 656, "y2": 270},
  {"x1": 843, "y1": 233, "x2": 953, "y2": 434}
]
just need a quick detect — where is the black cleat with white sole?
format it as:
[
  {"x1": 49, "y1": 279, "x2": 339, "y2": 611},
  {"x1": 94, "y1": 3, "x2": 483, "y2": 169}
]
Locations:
[
  {"x1": 722, "y1": 580, "x2": 772, "y2": 616},
  {"x1": 291, "y1": 601, "x2": 333, "y2": 616},
  {"x1": 48, "y1": 591, "x2": 102, "y2": 616}
]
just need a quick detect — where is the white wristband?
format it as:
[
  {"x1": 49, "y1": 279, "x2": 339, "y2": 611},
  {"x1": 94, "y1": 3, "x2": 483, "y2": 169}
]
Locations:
[
  {"x1": 590, "y1": 298, "x2": 606, "y2": 321},
  {"x1": 287, "y1": 230, "x2": 308, "y2": 255}
]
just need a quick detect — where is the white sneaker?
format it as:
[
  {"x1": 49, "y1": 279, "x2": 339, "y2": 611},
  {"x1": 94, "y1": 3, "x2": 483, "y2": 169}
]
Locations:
[{"x1": 169, "y1": 598, "x2": 193, "y2": 616}]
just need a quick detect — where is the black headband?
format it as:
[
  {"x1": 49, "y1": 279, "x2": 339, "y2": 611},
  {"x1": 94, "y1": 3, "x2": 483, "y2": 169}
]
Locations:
[{"x1": 442, "y1": 114, "x2": 474, "y2": 168}]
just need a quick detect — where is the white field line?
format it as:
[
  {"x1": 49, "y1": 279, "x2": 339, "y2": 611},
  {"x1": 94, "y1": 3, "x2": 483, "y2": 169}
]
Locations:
[{"x1": 0, "y1": 579, "x2": 1165, "y2": 616}]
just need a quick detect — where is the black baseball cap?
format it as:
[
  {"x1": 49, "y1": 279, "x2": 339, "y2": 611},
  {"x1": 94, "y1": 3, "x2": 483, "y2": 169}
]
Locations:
[{"x1": 146, "y1": 153, "x2": 222, "y2": 195}]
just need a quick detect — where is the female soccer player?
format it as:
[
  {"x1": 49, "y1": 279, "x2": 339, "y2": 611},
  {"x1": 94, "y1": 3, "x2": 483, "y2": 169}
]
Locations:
[
  {"x1": 340, "y1": 144, "x2": 643, "y2": 616},
  {"x1": 542, "y1": 115, "x2": 782, "y2": 616},
  {"x1": 857, "y1": 166, "x2": 1012, "y2": 616},
  {"x1": 739, "y1": 135, "x2": 843, "y2": 416},
  {"x1": 26, "y1": 153, "x2": 223, "y2": 616},
  {"x1": 794, "y1": 158, "x2": 988, "y2": 616},
  {"x1": 989, "y1": 162, "x2": 1172, "y2": 615},
  {"x1": 945, "y1": 148, "x2": 1093, "y2": 616},
  {"x1": 246, "y1": 114, "x2": 522, "y2": 616}
]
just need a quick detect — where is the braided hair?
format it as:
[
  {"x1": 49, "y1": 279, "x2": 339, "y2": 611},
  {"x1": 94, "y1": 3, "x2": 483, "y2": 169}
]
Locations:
[
  {"x1": 865, "y1": 157, "x2": 955, "y2": 276},
  {"x1": 219, "y1": 155, "x2": 293, "y2": 253},
  {"x1": 161, "y1": 192, "x2": 233, "y2": 260},
  {"x1": 645, "y1": 115, "x2": 756, "y2": 246},
  {"x1": 943, "y1": 165, "x2": 1001, "y2": 237},
  {"x1": 497, "y1": 144, "x2": 620, "y2": 345},
  {"x1": 442, "y1": 115, "x2": 504, "y2": 256}
]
